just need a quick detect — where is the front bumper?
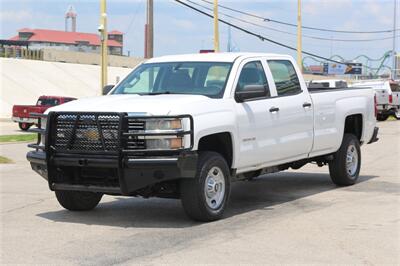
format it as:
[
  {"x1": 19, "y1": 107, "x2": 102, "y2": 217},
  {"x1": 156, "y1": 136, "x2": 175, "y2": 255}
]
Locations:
[{"x1": 27, "y1": 151, "x2": 198, "y2": 195}]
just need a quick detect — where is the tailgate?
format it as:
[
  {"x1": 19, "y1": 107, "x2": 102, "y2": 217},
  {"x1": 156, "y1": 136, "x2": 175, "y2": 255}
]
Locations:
[
  {"x1": 392, "y1": 92, "x2": 400, "y2": 105},
  {"x1": 13, "y1": 106, "x2": 45, "y2": 118},
  {"x1": 375, "y1": 89, "x2": 390, "y2": 105}
]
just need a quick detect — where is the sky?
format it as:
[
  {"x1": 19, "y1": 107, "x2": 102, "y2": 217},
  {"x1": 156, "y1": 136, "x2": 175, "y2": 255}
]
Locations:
[{"x1": 0, "y1": 0, "x2": 399, "y2": 72}]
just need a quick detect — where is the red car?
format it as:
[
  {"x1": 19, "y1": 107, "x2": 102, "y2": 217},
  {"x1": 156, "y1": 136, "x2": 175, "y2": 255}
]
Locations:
[{"x1": 12, "y1": 95, "x2": 76, "y2": 130}]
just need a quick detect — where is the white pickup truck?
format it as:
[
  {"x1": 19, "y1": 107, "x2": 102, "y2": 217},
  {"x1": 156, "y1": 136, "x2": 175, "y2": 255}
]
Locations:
[
  {"x1": 27, "y1": 53, "x2": 379, "y2": 221},
  {"x1": 351, "y1": 80, "x2": 399, "y2": 120}
]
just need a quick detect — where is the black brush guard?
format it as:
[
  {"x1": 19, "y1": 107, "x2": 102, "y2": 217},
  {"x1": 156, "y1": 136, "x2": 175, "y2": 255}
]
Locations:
[{"x1": 26, "y1": 112, "x2": 197, "y2": 195}]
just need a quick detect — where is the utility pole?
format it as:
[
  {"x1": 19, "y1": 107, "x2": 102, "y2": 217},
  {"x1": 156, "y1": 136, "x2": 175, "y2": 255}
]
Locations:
[
  {"x1": 393, "y1": 0, "x2": 397, "y2": 79},
  {"x1": 99, "y1": 0, "x2": 108, "y2": 92},
  {"x1": 297, "y1": 0, "x2": 302, "y2": 72},
  {"x1": 213, "y1": 0, "x2": 220, "y2": 52},
  {"x1": 145, "y1": 0, "x2": 154, "y2": 58}
]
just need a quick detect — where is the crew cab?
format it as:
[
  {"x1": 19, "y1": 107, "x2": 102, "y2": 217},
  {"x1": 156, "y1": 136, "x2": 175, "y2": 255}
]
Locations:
[
  {"x1": 12, "y1": 96, "x2": 76, "y2": 130},
  {"x1": 27, "y1": 53, "x2": 379, "y2": 221}
]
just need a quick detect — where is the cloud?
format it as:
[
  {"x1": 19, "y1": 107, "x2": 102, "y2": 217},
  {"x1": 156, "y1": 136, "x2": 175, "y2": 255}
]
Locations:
[
  {"x1": 361, "y1": 0, "x2": 393, "y2": 27},
  {"x1": 0, "y1": 10, "x2": 33, "y2": 22},
  {"x1": 303, "y1": 0, "x2": 352, "y2": 15},
  {"x1": 171, "y1": 18, "x2": 196, "y2": 31}
]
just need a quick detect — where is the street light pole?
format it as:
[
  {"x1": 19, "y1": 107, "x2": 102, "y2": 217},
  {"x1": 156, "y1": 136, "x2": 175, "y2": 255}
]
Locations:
[
  {"x1": 99, "y1": 0, "x2": 108, "y2": 93},
  {"x1": 214, "y1": 0, "x2": 220, "y2": 52},
  {"x1": 297, "y1": 0, "x2": 302, "y2": 72}
]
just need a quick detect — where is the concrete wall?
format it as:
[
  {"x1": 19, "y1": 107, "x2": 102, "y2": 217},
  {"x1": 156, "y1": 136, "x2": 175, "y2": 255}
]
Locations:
[
  {"x1": 0, "y1": 58, "x2": 134, "y2": 119},
  {"x1": 42, "y1": 49, "x2": 143, "y2": 68}
]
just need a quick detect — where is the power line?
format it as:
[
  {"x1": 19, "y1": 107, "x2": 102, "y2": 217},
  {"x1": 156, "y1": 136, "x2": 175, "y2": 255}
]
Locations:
[
  {"x1": 174, "y1": 0, "x2": 344, "y2": 64},
  {"x1": 125, "y1": 0, "x2": 145, "y2": 34},
  {"x1": 199, "y1": 0, "x2": 400, "y2": 34},
  {"x1": 187, "y1": 0, "x2": 400, "y2": 42}
]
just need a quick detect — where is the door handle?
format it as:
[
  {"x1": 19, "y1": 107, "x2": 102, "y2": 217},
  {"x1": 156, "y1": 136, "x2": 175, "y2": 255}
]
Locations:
[
  {"x1": 303, "y1": 102, "x2": 312, "y2": 108},
  {"x1": 269, "y1": 107, "x2": 280, "y2": 113}
]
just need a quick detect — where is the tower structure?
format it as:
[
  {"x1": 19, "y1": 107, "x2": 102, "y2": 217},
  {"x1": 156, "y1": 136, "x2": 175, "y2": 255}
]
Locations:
[{"x1": 65, "y1": 5, "x2": 77, "y2": 32}]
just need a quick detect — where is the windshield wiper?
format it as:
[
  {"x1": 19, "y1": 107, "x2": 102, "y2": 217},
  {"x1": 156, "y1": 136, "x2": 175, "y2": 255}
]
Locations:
[{"x1": 143, "y1": 91, "x2": 174, "y2": 95}]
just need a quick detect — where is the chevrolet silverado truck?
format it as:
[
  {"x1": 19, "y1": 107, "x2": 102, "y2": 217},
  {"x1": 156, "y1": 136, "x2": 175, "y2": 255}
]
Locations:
[
  {"x1": 27, "y1": 53, "x2": 379, "y2": 221},
  {"x1": 12, "y1": 95, "x2": 76, "y2": 130}
]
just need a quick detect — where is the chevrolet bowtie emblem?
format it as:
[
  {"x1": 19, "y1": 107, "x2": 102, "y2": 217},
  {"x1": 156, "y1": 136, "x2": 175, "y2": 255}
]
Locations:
[{"x1": 84, "y1": 129, "x2": 100, "y2": 141}]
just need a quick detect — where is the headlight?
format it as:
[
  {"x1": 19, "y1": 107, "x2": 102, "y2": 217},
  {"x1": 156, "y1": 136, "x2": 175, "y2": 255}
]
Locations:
[
  {"x1": 145, "y1": 119, "x2": 182, "y2": 131},
  {"x1": 145, "y1": 137, "x2": 184, "y2": 150}
]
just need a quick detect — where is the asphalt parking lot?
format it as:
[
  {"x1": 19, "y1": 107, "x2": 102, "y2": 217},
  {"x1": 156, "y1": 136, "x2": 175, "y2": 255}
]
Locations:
[{"x1": 0, "y1": 121, "x2": 399, "y2": 264}]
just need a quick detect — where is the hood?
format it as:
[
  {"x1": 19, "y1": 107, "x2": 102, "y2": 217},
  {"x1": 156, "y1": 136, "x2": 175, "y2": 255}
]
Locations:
[{"x1": 46, "y1": 94, "x2": 211, "y2": 116}]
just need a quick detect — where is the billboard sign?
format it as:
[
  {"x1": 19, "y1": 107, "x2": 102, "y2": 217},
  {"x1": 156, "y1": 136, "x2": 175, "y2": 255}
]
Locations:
[{"x1": 323, "y1": 62, "x2": 362, "y2": 75}]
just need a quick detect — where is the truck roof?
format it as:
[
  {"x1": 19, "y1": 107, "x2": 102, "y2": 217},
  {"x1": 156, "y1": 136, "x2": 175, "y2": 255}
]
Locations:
[{"x1": 145, "y1": 52, "x2": 292, "y2": 63}]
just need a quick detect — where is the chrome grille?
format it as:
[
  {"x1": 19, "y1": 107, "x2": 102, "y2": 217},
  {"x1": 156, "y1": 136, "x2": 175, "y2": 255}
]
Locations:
[{"x1": 125, "y1": 118, "x2": 146, "y2": 150}]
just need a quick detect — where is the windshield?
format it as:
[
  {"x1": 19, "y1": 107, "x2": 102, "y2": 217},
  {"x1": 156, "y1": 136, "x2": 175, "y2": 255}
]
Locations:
[{"x1": 112, "y1": 62, "x2": 232, "y2": 98}]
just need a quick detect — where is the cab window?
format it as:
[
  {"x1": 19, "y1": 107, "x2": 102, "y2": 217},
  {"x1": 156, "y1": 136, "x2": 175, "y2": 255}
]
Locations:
[
  {"x1": 268, "y1": 60, "x2": 302, "y2": 96},
  {"x1": 236, "y1": 61, "x2": 269, "y2": 96}
]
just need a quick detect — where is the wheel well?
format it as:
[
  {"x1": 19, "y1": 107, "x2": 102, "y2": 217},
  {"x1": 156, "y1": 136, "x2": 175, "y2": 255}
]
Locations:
[
  {"x1": 344, "y1": 114, "x2": 363, "y2": 141},
  {"x1": 198, "y1": 132, "x2": 233, "y2": 167}
]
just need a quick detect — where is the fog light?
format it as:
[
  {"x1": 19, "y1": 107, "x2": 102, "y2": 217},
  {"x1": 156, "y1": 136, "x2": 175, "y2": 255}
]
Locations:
[{"x1": 145, "y1": 137, "x2": 184, "y2": 150}]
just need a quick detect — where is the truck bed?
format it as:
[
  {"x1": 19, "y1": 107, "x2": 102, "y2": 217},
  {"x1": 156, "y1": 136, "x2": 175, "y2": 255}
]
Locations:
[{"x1": 307, "y1": 86, "x2": 371, "y2": 93}]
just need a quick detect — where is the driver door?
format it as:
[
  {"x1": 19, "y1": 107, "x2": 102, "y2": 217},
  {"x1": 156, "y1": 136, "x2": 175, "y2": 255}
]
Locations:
[{"x1": 234, "y1": 59, "x2": 277, "y2": 169}]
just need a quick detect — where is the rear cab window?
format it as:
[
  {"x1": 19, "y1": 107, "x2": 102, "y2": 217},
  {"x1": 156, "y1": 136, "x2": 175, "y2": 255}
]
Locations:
[
  {"x1": 37, "y1": 98, "x2": 60, "y2": 106},
  {"x1": 267, "y1": 60, "x2": 302, "y2": 96}
]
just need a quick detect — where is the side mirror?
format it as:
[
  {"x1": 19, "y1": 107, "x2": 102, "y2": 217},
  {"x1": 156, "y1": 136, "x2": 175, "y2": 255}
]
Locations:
[
  {"x1": 102, "y1": 85, "x2": 114, "y2": 95},
  {"x1": 235, "y1": 84, "x2": 267, "y2": 102}
]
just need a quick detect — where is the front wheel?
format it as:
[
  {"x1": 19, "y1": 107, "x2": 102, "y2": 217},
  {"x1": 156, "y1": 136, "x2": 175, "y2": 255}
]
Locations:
[
  {"x1": 18, "y1": 122, "x2": 32, "y2": 131},
  {"x1": 180, "y1": 152, "x2": 230, "y2": 222},
  {"x1": 55, "y1": 190, "x2": 103, "y2": 211},
  {"x1": 329, "y1": 134, "x2": 361, "y2": 186}
]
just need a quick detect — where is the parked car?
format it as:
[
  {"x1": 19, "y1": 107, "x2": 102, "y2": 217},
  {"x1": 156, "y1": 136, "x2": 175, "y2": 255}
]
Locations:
[
  {"x1": 389, "y1": 80, "x2": 400, "y2": 119},
  {"x1": 27, "y1": 53, "x2": 378, "y2": 221},
  {"x1": 12, "y1": 96, "x2": 76, "y2": 130},
  {"x1": 351, "y1": 80, "x2": 397, "y2": 121}
]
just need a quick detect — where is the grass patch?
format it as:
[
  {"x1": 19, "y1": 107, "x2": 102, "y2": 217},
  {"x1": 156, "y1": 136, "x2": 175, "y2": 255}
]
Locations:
[
  {"x1": 0, "y1": 134, "x2": 37, "y2": 143},
  {"x1": 0, "y1": 156, "x2": 13, "y2": 164},
  {"x1": 388, "y1": 116, "x2": 397, "y2": 121}
]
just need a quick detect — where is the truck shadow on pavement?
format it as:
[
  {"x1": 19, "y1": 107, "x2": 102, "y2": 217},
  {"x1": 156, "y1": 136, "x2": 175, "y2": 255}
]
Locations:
[{"x1": 37, "y1": 172, "x2": 377, "y2": 229}]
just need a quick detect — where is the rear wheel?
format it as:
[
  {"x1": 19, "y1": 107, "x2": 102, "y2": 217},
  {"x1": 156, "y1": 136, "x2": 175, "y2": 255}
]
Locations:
[
  {"x1": 394, "y1": 109, "x2": 400, "y2": 120},
  {"x1": 18, "y1": 122, "x2": 32, "y2": 131},
  {"x1": 376, "y1": 114, "x2": 389, "y2": 121},
  {"x1": 180, "y1": 151, "x2": 230, "y2": 222},
  {"x1": 55, "y1": 190, "x2": 103, "y2": 211},
  {"x1": 329, "y1": 134, "x2": 361, "y2": 186}
]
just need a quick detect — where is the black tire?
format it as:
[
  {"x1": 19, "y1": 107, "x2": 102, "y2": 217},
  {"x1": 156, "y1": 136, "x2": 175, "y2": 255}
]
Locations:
[
  {"x1": 55, "y1": 190, "x2": 103, "y2": 211},
  {"x1": 376, "y1": 114, "x2": 389, "y2": 121},
  {"x1": 329, "y1": 134, "x2": 361, "y2": 186},
  {"x1": 18, "y1": 122, "x2": 32, "y2": 131},
  {"x1": 180, "y1": 151, "x2": 231, "y2": 222},
  {"x1": 394, "y1": 110, "x2": 400, "y2": 120}
]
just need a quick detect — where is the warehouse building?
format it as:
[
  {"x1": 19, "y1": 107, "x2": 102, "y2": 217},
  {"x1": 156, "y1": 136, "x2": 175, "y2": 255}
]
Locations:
[{"x1": 9, "y1": 28, "x2": 123, "y2": 56}]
